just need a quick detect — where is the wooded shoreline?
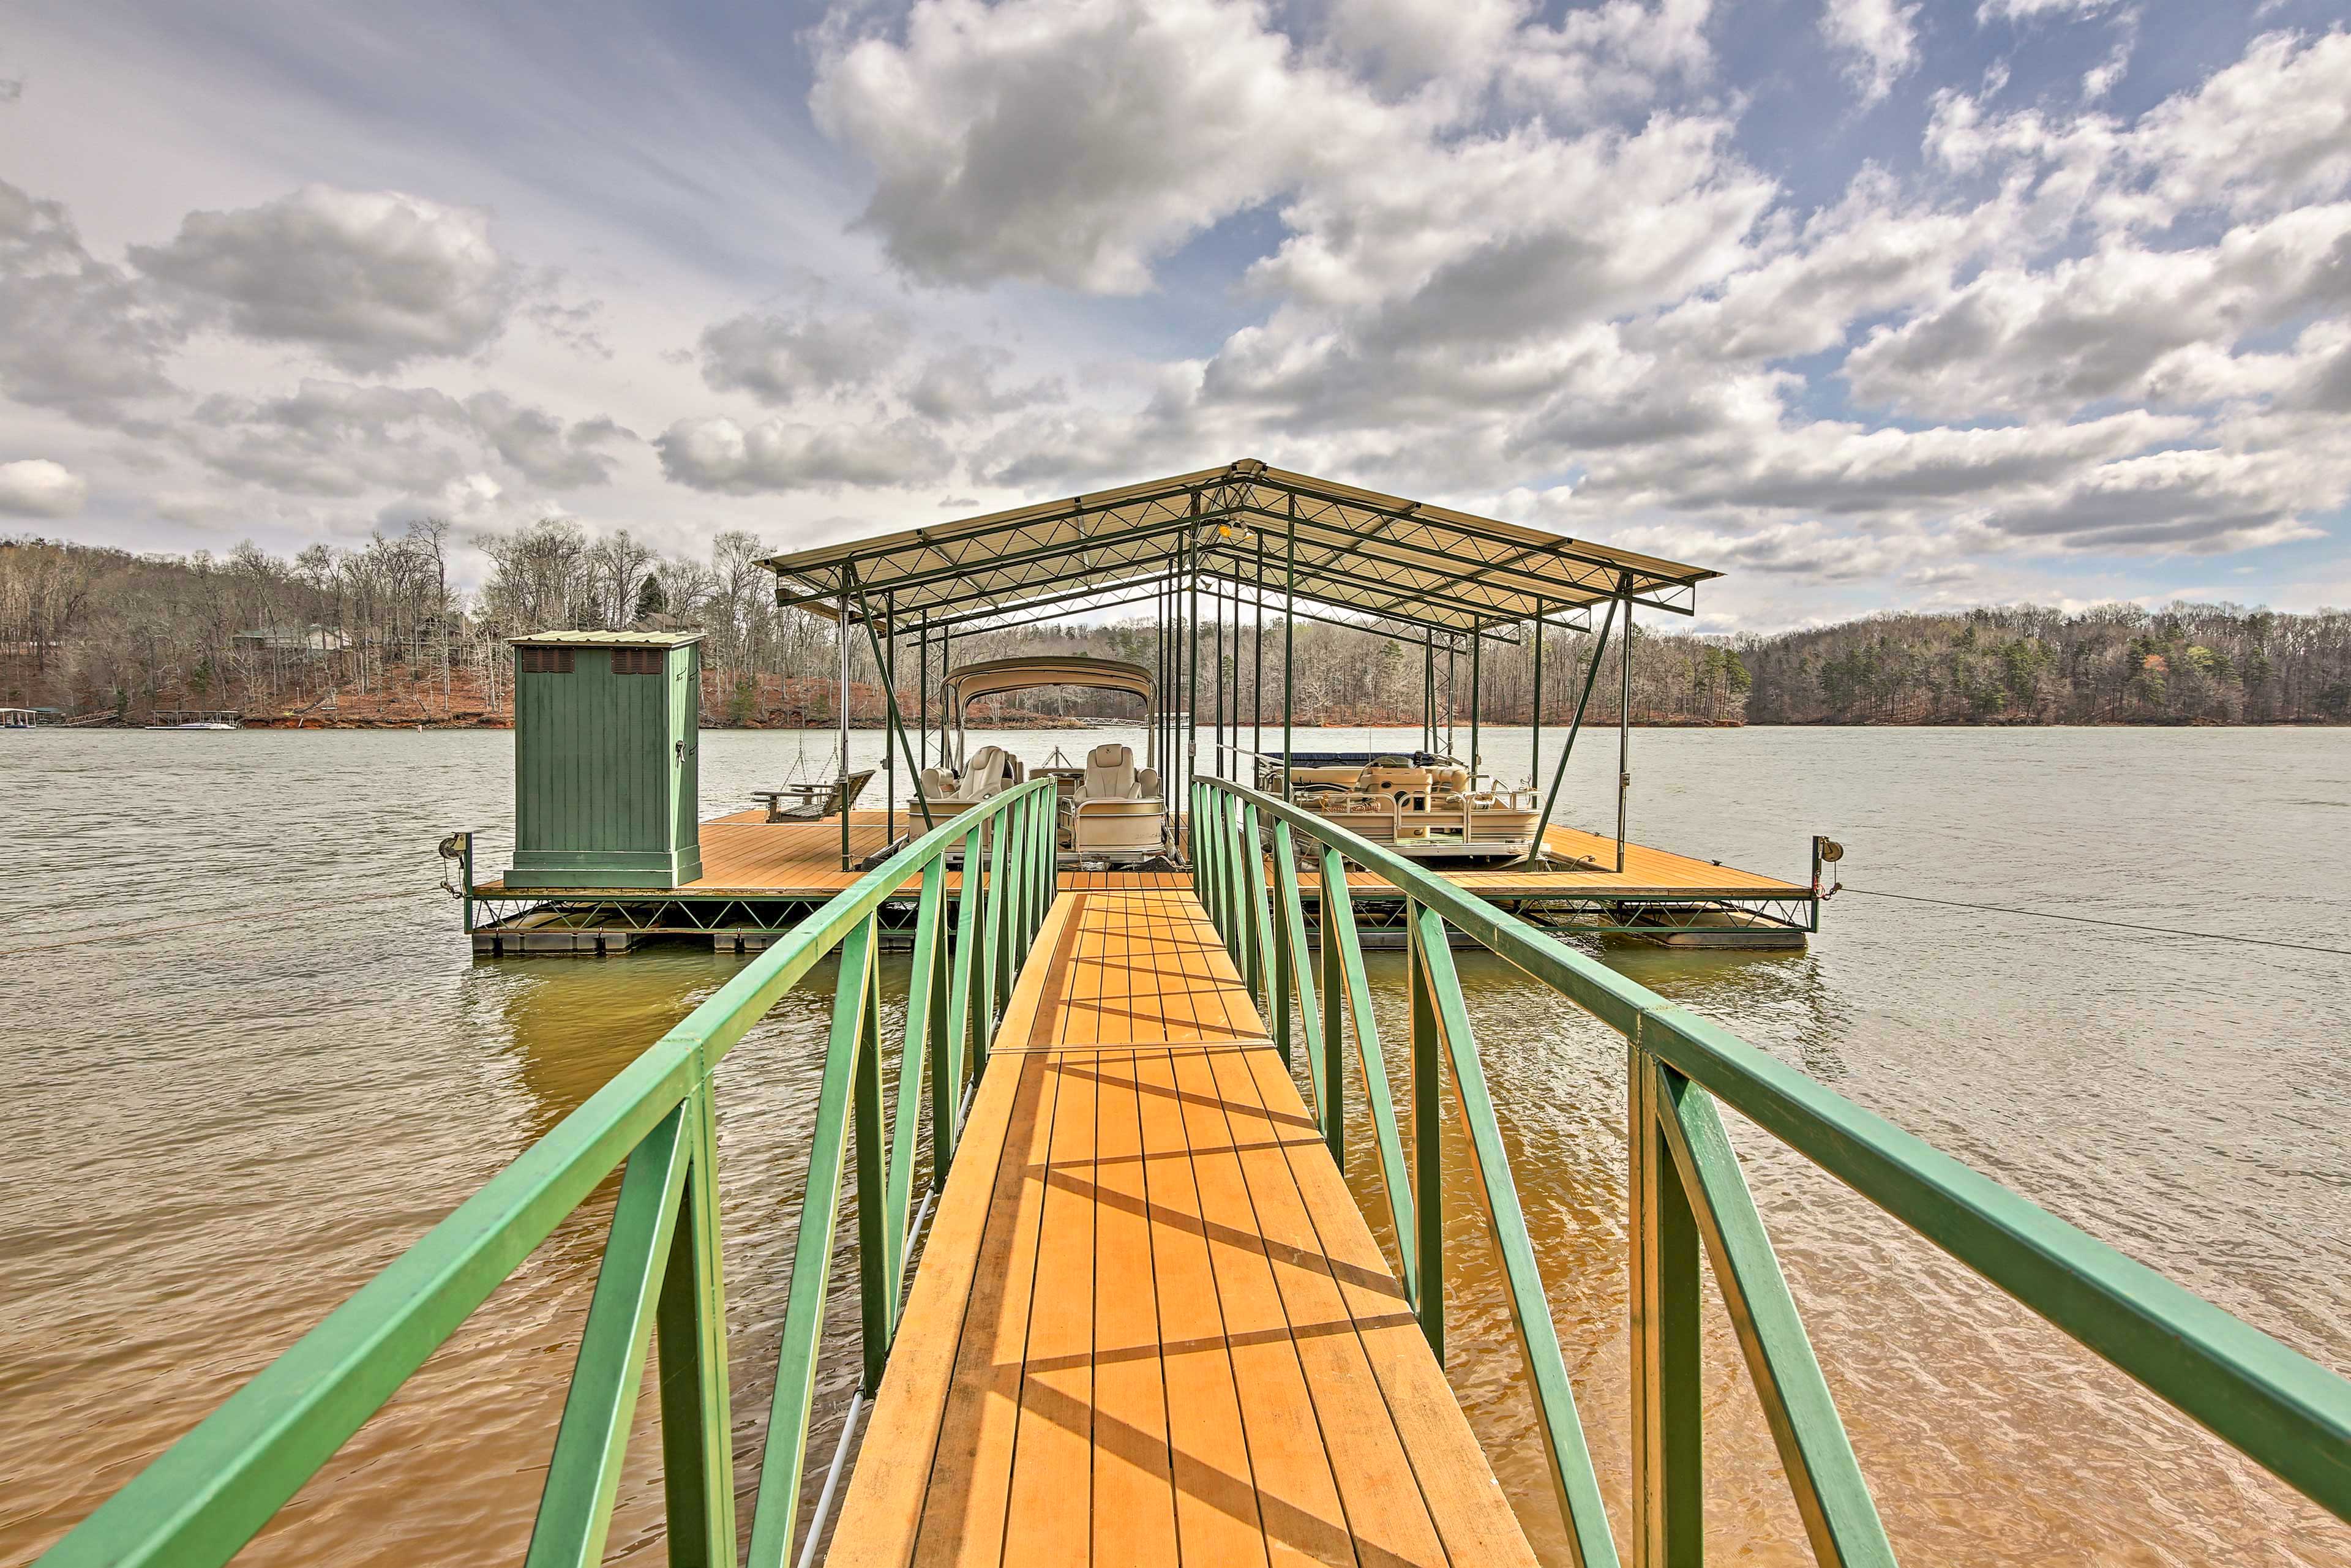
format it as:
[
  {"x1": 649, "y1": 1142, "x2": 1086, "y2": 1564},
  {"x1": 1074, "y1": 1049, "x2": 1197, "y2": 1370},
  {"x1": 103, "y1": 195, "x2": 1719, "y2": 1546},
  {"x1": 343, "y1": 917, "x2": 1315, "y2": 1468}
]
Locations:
[{"x1": 8, "y1": 528, "x2": 2348, "y2": 730}]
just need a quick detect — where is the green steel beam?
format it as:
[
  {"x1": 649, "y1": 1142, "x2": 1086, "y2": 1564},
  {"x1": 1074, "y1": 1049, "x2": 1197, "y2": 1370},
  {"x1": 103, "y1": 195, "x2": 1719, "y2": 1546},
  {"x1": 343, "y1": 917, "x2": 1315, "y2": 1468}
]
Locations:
[
  {"x1": 1649, "y1": 1059, "x2": 1894, "y2": 1568},
  {"x1": 657, "y1": 1083, "x2": 735, "y2": 1567},
  {"x1": 33, "y1": 779, "x2": 1056, "y2": 1568},
  {"x1": 1408, "y1": 902, "x2": 1620, "y2": 1568},
  {"x1": 524, "y1": 1104, "x2": 690, "y2": 1568}
]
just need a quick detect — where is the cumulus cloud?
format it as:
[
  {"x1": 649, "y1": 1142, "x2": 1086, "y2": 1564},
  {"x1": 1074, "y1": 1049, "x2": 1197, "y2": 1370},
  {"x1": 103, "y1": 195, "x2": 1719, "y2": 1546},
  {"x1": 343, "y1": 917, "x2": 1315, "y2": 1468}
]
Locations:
[
  {"x1": 697, "y1": 307, "x2": 912, "y2": 402},
  {"x1": 655, "y1": 414, "x2": 954, "y2": 492},
  {"x1": 181, "y1": 378, "x2": 628, "y2": 499},
  {"x1": 0, "y1": 458, "x2": 88, "y2": 517},
  {"x1": 1974, "y1": 0, "x2": 2123, "y2": 20},
  {"x1": 132, "y1": 186, "x2": 518, "y2": 371},
  {"x1": 1845, "y1": 203, "x2": 2351, "y2": 418},
  {"x1": 464, "y1": 392, "x2": 633, "y2": 487},
  {"x1": 0, "y1": 178, "x2": 181, "y2": 420},
  {"x1": 1820, "y1": 0, "x2": 1921, "y2": 106},
  {"x1": 812, "y1": 0, "x2": 1372, "y2": 291},
  {"x1": 905, "y1": 345, "x2": 1063, "y2": 421}
]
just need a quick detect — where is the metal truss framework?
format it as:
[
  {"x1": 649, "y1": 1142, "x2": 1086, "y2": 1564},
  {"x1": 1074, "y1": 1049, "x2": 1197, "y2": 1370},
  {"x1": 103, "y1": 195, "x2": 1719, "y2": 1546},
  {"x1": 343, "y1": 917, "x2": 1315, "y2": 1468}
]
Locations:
[{"x1": 762, "y1": 459, "x2": 1715, "y2": 642}]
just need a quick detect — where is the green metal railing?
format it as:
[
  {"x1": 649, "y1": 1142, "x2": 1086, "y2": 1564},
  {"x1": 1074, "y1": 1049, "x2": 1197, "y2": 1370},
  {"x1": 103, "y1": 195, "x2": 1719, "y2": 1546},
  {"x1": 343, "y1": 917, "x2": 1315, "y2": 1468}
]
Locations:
[
  {"x1": 1190, "y1": 774, "x2": 2351, "y2": 1566},
  {"x1": 37, "y1": 778, "x2": 1061, "y2": 1568}
]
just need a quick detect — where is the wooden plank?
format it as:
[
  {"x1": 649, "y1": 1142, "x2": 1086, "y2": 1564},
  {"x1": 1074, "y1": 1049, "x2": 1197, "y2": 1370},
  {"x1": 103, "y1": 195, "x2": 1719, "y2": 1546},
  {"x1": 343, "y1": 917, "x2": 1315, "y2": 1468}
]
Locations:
[
  {"x1": 999, "y1": 1051, "x2": 1098, "y2": 1562},
  {"x1": 1132, "y1": 1048, "x2": 1273, "y2": 1567},
  {"x1": 1168, "y1": 1046, "x2": 1356, "y2": 1568},
  {"x1": 1199, "y1": 1046, "x2": 1451, "y2": 1567},
  {"x1": 1228, "y1": 1044, "x2": 1545, "y2": 1566},
  {"x1": 907, "y1": 1052, "x2": 1061, "y2": 1568},
  {"x1": 827, "y1": 1045, "x2": 1034, "y2": 1565},
  {"x1": 1086, "y1": 1052, "x2": 1180, "y2": 1567}
]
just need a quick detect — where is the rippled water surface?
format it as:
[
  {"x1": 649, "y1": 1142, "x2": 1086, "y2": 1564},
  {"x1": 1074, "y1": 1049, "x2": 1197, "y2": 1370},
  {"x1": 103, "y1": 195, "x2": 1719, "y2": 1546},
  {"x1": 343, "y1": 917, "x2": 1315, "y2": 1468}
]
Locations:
[{"x1": 4, "y1": 726, "x2": 2347, "y2": 1564}]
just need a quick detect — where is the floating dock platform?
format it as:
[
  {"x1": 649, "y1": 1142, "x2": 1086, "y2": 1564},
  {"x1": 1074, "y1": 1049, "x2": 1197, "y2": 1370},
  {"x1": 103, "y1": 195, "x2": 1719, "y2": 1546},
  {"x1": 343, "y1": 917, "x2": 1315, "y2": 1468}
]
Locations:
[{"x1": 463, "y1": 809, "x2": 1818, "y2": 954}]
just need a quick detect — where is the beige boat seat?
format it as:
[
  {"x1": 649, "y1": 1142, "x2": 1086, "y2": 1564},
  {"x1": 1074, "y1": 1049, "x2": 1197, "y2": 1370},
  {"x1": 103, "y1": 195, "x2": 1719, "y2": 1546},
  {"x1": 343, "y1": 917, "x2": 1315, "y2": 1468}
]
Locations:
[
  {"x1": 918, "y1": 745, "x2": 1014, "y2": 814},
  {"x1": 1076, "y1": 742, "x2": 1139, "y2": 800},
  {"x1": 1068, "y1": 743, "x2": 1163, "y2": 857}
]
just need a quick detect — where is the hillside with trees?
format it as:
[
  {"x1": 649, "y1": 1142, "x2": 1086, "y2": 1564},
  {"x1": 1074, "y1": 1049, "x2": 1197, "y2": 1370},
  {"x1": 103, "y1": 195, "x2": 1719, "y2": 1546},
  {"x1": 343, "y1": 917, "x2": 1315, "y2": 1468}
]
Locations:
[{"x1": 4, "y1": 525, "x2": 2345, "y2": 728}]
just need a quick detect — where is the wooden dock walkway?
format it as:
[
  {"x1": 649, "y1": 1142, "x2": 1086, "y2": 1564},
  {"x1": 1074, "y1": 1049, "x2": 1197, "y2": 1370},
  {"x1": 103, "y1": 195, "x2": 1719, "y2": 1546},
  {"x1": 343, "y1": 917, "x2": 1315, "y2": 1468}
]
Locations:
[{"x1": 828, "y1": 887, "x2": 1537, "y2": 1566}]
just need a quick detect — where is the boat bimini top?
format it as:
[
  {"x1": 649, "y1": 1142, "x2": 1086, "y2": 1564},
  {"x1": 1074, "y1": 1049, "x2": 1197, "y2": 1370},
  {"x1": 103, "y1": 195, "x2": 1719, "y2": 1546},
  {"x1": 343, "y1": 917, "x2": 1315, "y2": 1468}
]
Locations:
[
  {"x1": 937, "y1": 656, "x2": 1157, "y2": 773},
  {"x1": 924, "y1": 655, "x2": 1166, "y2": 862}
]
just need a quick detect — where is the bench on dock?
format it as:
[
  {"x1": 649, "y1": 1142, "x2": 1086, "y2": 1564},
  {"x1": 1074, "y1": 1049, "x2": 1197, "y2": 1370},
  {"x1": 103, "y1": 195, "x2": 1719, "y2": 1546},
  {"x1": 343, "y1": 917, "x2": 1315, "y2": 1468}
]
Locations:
[{"x1": 752, "y1": 770, "x2": 874, "y2": 822}]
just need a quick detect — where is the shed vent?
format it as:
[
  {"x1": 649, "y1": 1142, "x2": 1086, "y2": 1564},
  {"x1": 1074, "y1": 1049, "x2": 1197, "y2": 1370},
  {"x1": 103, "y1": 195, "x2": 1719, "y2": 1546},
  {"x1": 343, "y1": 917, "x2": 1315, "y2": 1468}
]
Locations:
[
  {"x1": 612, "y1": 648, "x2": 663, "y2": 674},
  {"x1": 520, "y1": 647, "x2": 574, "y2": 674}
]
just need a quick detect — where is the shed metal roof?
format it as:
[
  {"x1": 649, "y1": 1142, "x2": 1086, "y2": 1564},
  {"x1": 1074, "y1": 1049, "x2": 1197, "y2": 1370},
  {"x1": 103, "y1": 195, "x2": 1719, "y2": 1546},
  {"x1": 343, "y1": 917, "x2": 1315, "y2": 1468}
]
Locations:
[
  {"x1": 760, "y1": 459, "x2": 1715, "y2": 642},
  {"x1": 508, "y1": 630, "x2": 706, "y2": 647}
]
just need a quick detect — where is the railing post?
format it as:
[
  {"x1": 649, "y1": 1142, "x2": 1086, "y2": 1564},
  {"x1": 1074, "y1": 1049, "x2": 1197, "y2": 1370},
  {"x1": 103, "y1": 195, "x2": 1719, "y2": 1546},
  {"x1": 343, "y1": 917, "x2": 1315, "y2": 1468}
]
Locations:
[
  {"x1": 1239, "y1": 802, "x2": 1279, "y2": 1051},
  {"x1": 1407, "y1": 899, "x2": 1444, "y2": 1361},
  {"x1": 654, "y1": 1078, "x2": 737, "y2": 1567},
  {"x1": 951, "y1": 825, "x2": 984, "y2": 1082},
  {"x1": 1316, "y1": 846, "x2": 1344, "y2": 1165},
  {"x1": 1271, "y1": 820, "x2": 1320, "y2": 1097},
  {"x1": 1232, "y1": 790, "x2": 1250, "y2": 964},
  {"x1": 981, "y1": 800, "x2": 1011, "y2": 1046},
  {"x1": 918, "y1": 854, "x2": 956, "y2": 1188},
  {"x1": 852, "y1": 912, "x2": 893, "y2": 1393},
  {"x1": 1631, "y1": 1034, "x2": 1703, "y2": 1567}
]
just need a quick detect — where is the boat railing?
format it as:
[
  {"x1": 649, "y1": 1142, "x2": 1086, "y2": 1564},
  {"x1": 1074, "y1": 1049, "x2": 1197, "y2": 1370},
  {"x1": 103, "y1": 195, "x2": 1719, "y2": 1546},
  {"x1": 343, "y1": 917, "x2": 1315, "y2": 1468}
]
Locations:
[
  {"x1": 1189, "y1": 771, "x2": 2351, "y2": 1563},
  {"x1": 36, "y1": 777, "x2": 1064, "y2": 1568}
]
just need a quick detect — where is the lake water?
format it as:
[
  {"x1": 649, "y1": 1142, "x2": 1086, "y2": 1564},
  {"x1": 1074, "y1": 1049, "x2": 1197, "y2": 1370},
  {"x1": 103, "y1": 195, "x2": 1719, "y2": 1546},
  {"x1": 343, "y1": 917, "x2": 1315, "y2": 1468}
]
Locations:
[{"x1": 3, "y1": 725, "x2": 2347, "y2": 1564}]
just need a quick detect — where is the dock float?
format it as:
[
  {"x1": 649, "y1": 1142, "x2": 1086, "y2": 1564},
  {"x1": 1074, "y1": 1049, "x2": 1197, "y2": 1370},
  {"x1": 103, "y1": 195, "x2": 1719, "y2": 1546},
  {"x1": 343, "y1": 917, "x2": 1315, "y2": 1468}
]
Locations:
[
  {"x1": 37, "y1": 776, "x2": 2351, "y2": 1568},
  {"x1": 830, "y1": 887, "x2": 1534, "y2": 1564}
]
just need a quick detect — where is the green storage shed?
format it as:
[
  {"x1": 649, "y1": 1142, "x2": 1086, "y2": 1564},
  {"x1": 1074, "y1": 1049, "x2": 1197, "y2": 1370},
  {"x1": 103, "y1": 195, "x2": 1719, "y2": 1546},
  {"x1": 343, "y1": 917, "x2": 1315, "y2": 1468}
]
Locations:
[{"x1": 503, "y1": 631, "x2": 703, "y2": 890}]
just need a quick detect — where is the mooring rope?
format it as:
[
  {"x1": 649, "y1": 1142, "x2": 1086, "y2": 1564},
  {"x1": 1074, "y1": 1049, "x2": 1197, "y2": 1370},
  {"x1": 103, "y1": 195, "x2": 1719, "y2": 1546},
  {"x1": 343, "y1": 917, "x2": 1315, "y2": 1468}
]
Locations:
[
  {"x1": 0, "y1": 887, "x2": 439, "y2": 958},
  {"x1": 1839, "y1": 886, "x2": 2351, "y2": 958}
]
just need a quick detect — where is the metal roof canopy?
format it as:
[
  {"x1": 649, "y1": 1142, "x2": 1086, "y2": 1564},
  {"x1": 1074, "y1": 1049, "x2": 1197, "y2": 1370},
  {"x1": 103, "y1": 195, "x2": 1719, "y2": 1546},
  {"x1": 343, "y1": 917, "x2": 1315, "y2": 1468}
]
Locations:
[{"x1": 761, "y1": 459, "x2": 1716, "y2": 642}]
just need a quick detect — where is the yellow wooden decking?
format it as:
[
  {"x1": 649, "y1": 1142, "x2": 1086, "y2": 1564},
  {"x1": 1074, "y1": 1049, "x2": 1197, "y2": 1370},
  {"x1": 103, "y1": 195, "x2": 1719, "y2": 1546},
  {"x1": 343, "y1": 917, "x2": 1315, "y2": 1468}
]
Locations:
[
  {"x1": 827, "y1": 888, "x2": 1538, "y2": 1567},
  {"x1": 473, "y1": 809, "x2": 1806, "y2": 903}
]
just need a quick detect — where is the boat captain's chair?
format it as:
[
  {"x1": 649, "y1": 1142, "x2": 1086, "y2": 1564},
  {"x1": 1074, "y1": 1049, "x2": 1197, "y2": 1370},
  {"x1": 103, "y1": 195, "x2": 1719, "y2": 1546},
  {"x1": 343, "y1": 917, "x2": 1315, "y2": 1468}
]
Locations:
[
  {"x1": 918, "y1": 745, "x2": 1014, "y2": 814},
  {"x1": 1078, "y1": 742, "x2": 1139, "y2": 801},
  {"x1": 1068, "y1": 743, "x2": 1164, "y2": 858}
]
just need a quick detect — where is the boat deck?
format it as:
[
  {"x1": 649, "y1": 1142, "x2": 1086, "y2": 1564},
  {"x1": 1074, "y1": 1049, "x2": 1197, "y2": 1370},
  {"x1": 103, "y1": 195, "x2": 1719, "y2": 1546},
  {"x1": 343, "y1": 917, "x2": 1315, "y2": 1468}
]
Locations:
[
  {"x1": 827, "y1": 888, "x2": 1537, "y2": 1566},
  {"x1": 471, "y1": 809, "x2": 1808, "y2": 903}
]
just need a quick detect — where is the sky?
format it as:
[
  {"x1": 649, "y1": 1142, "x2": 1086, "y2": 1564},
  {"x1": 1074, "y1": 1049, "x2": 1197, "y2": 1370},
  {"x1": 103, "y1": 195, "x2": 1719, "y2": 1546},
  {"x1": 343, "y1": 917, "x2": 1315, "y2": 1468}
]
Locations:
[{"x1": 2, "y1": 0, "x2": 2348, "y2": 632}]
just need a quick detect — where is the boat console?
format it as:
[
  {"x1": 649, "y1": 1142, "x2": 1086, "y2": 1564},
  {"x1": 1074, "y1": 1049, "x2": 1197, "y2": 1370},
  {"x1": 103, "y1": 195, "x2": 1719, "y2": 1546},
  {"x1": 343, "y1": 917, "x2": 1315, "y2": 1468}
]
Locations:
[{"x1": 1262, "y1": 750, "x2": 1540, "y2": 860}]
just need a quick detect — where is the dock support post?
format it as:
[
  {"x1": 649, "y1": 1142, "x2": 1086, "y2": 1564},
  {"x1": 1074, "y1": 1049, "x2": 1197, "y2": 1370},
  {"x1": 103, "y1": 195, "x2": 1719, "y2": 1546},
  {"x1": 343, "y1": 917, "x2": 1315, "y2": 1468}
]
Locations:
[
  {"x1": 1630, "y1": 1036, "x2": 1702, "y2": 1566},
  {"x1": 1213, "y1": 574, "x2": 1226, "y2": 780},
  {"x1": 1283, "y1": 497, "x2": 1295, "y2": 801},
  {"x1": 1618, "y1": 587, "x2": 1633, "y2": 875},
  {"x1": 1253, "y1": 537, "x2": 1264, "y2": 777},
  {"x1": 1530, "y1": 607, "x2": 1543, "y2": 792},
  {"x1": 1422, "y1": 637, "x2": 1434, "y2": 753},
  {"x1": 1523, "y1": 599, "x2": 1618, "y2": 864},
  {"x1": 1469, "y1": 631, "x2": 1482, "y2": 781},
  {"x1": 1186, "y1": 535, "x2": 1199, "y2": 812},
  {"x1": 838, "y1": 590, "x2": 852, "y2": 872},
  {"x1": 852, "y1": 585, "x2": 934, "y2": 835}
]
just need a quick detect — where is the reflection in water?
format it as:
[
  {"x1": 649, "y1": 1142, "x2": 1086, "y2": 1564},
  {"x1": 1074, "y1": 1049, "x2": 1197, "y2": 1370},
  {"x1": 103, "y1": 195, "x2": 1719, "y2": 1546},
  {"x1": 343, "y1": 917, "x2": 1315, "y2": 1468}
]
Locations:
[{"x1": 4, "y1": 727, "x2": 2348, "y2": 1564}]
